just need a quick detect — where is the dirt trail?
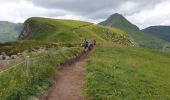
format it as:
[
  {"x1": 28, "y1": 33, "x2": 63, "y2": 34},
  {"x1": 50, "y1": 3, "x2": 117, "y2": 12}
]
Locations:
[{"x1": 40, "y1": 50, "x2": 91, "y2": 100}]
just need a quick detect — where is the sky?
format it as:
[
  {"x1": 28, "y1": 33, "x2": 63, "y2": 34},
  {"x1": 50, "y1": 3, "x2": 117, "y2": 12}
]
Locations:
[{"x1": 0, "y1": 0, "x2": 170, "y2": 29}]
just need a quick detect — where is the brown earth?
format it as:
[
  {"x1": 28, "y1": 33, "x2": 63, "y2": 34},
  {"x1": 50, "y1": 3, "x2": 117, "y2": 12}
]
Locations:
[{"x1": 40, "y1": 50, "x2": 91, "y2": 100}]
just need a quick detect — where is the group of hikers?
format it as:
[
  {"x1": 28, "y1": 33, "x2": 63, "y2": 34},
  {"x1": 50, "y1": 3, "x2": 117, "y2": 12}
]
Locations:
[{"x1": 81, "y1": 38, "x2": 96, "y2": 50}]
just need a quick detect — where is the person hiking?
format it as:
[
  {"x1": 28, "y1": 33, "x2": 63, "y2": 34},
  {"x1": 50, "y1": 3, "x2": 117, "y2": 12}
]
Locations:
[
  {"x1": 88, "y1": 41, "x2": 94, "y2": 50},
  {"x1": 93, "y1": 39, "x2": 96, "y2": 46},
  {"x1": 83, "y1": 38, "x2": 89, "y2": 49}
]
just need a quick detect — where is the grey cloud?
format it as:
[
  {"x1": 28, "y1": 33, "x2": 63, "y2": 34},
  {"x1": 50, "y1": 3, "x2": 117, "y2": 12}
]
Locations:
[
  {"x1": 0, "y1": 0, "x2": 168, "y2": 28},
  {"x1": 29, "y1": 0, "x2": 163, "y2": 19}
]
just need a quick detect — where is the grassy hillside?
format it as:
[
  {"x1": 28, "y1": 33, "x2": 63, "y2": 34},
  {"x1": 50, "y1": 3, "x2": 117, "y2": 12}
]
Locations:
[
  {"x1": 84, "y1": 43, "x2": 170, "y2": 99},
  {"x1": 1, "y1": 17, "x2": 170, "y2": 100},
  {"x1": 18, "y1": 17, "x2": 131, "y2": 45},
  {"x1": 0, "y1": 17, "x2": 132, "y2": 55},
  {"x1": 0, "y1": 17, "x2": 132, "y2": 99},
  {"x1": 142, "y1": 26, "x2": 170, "y2": 42},
  {"x1": 99, "y1": 13, "x2": 170, "y2": 51},
  {"x1": 0, "y1": 47, "x2": 83, "y2": 100},
  {"x1": 0, "y1": 21, "x2": 22, "y2": 43}
]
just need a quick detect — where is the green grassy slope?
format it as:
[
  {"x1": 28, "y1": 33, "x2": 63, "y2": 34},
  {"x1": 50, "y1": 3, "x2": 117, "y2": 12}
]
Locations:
[
  {"x1": 142, "y1": 26, "x2": 170, "y2": 42},
  {"x1": 84, "y1": 43, "x2": 170, "y2": 99},
  {"x1": 99, "y1": 13, "x2": 170, "y2": 51},
  {"x1": 1, "y1": 17, "x2": 170, "y2": 100},
  {"x1": 18, "y1": 17, "x2": 131, "y2": 45},
  {"x1": 0, "y1": 21, "x2": 22, "y2": 43},
  {"x1": 0, "y1": 17, "x2": 131, "y2": 100},
  {"x1": 0, "y1": 47, "x2": 83, "y2": 100}
]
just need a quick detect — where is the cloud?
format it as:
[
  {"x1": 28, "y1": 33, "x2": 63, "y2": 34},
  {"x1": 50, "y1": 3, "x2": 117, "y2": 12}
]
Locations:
[
  {"x1": 29, "y1": 0, "x2": 162, "y2": 17},
  {"x1": 0, "y1": 0, "x2": 97, "y2": 23},
  {"x1": 0, "y1": 0, "x2": 169, "y2": 28},
  {"x1": 0, "y1": 0, "x2": 54, "y2": 22},
  {"x1": 126, "y1": 0, "x2": 170, "y2": 29}
]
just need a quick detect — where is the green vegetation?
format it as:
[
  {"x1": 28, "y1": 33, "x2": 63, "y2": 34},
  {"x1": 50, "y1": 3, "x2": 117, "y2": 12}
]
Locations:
[
  {"x1": 99, "y1": 13, "x2": 139, "y2": 32},
  {"x1": 19, "y1": 17, "x2": 92, "y2": 43},
  {"x1": 0, "y1": 47, "x2": 82, "y2": 100},
  {"x1": 99, "y1": 13, "x2": 170, "y2": 51},
  {"x1": 0, "y1": 41, "x2": 51, "y2": 55},
  {"x1": 0, "y1": 17, "x2": 132, "y2": 55},
  {"x1": 0, "y1": 40, "x2": 78, "y2": 55},
  {"x1": 0, "y1": 17, "x2": 132, "y2": 100},
  {"x1": 0, "y1": 21, "x2": 22, "y2": 43},
  {"x1": 142, "y1": 26, "x2": 170, "y2": 42},
  {"x1": 19, "y1": 17, "x2": 131, "y2": 45},
  {"x1": 84, "y1": 43, "x2": 170, "y2": 100},
  {"x1": 2, "y1": 17, "x2": 170, "y2": 100}
]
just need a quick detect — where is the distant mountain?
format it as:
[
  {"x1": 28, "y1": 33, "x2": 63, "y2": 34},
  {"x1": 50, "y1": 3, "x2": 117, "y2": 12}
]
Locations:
[
  {"x1": 142, "y1": 26, "x2": 170, "y2": 42},
  {"x1": 99, "y1": 13, "x2": 139, "y2": 31},
  {"x1": 99, "y1": 13, "x2": 170, "y2": 51},
  {"x1": 0, "y1": 21, "x2": 22, "y2": 43}
]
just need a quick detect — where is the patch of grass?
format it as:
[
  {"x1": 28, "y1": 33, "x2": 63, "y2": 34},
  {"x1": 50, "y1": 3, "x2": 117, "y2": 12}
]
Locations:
[
  {"x1": 0, "y1": 47, "x2": 82, "y2": 100},
  {"x1": 84, "y1": 43, "x2": 170, "y2": 100},
  {"x1": 21, "y1": 17, "x2": 92, "y2": 43},
  {"x1": 0, "y1": 40, "x2": 80, "y2": 55}
]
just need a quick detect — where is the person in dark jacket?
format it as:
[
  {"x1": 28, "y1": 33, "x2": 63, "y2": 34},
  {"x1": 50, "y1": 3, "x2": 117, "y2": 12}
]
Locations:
[{"x1": 83, "y1": 38, "x2": 89, "y2": 49}]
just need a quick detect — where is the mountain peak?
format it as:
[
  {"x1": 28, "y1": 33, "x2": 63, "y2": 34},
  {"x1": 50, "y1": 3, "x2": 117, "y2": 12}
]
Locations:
[
  {"x1": 105, "y1": 13, "x2": 125, "y2": 22},
  {"x1": 110, "y1": 13, "x2": 124, "y2": 18},
  {"x1": 99, "y1": 13, "x2": 139, "y2": 31}
]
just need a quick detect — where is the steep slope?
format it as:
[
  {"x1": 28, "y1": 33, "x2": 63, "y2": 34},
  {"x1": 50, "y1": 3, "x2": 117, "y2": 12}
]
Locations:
[
  {"x1": 0, "y1": 21, "x2": 22, "y2": 43},
  {"x1": 99, "y1": 13, "x2": 169, "y2": 50},
  {"x1": 99, "y1": 13, "x2": 139, "y2": 31},
  {"x1": 142, "y1": 26, "x2": 170, "y2": 42},
  {"x1": 18, "y1": 17, "x2": 131, "y2": 45}
]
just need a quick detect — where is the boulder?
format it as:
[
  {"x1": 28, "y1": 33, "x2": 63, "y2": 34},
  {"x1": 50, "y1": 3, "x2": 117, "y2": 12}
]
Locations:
[
  {"x1": 5, "y1": 56, "x2": 10, "y2": 60},
  {"x1": 11, "y1": 55, "x2": 19, "y2": 59},
  {"x1": 0, "y1": 55, "x2": 3, "y2": 60},
  {"x1": 22, "y1": 50, "x2": 28, "y2": 57},
  {"x1": 29, "y1": 96, "x2": 38, "y2": 100},
  {"x1": 17, "y1": 53, "x2": 22, "y2": 57}
]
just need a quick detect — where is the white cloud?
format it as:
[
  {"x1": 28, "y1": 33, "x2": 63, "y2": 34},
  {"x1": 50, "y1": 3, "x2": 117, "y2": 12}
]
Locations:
[
  {"x1": 52, "y1": 14, "x2": 99, "y2": 23},
  {"x1": 0, "y1": 0, "x2": 51, "y2": 22},
  {"x1": 126, "y1": 0, "x2": 170, "y2": 29},
  {"x1": 0, "y1": 0, "x2": 78, "y2": 23},
  {"x1": 0, "y1": 0, "x2": 170, "y2": 29},
  {"x1": 117, "y1": 1, "x2": 139, "y2": 14}
]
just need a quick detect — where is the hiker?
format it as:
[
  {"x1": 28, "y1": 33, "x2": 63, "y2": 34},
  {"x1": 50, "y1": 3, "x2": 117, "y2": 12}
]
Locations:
[
  {"x1": 93, "y1": 39, "x2": 96, "y2": 46},
  {"x1": 88, "y1": 41, "x2": 94, "y2": 50},
  {"x1": 82, "y1": 38, "x2": 89, "y2": 49}
]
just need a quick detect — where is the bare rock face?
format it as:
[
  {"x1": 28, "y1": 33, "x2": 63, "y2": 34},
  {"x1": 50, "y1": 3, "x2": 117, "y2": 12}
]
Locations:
[{"x1": 18, "y1": 22, "x2": 30, "y2": 39}]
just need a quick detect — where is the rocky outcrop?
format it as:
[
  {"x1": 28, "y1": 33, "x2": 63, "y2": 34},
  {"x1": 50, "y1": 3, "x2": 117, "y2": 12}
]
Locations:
[
  {"x1": 11, "y1": 55, "x2": 19, "y2": 59},
  {"x1": 0, "y1": 52, "x2": 20, "y2": 60},
  {"x1": 18, "y1": 22, "x2": 30, "y2": 39}
]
